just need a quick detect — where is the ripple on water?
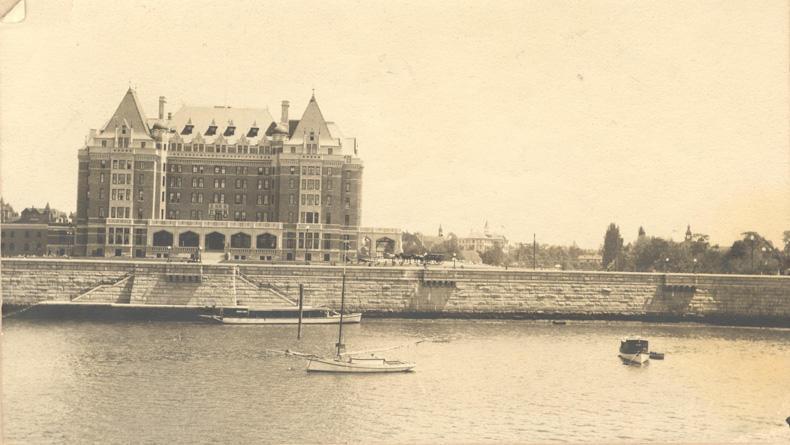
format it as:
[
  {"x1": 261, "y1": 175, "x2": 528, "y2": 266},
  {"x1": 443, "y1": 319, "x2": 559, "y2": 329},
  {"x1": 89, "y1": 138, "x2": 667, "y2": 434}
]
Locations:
[{"x1": 2, "y1": 319, "x2": 789, "y2": 444}]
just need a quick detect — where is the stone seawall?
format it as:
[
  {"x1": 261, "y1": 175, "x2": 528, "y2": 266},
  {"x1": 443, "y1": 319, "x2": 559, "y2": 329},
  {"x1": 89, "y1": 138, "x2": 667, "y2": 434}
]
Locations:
[{"x1": 2, "y1": 259, "x2": 789, "y2": 325}]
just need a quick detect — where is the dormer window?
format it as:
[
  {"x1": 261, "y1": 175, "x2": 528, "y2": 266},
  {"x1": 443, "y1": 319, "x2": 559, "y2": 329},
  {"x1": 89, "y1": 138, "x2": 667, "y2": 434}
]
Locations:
[
  {"x1": 181, "y1": 124, "x2": 194, "y2": 135},
  {"x1": 205, "y1": 125, "x2": 217, "y2": 136},
  {"x1": 247, "y1": 127, "x2": 259, "y2": 137},
  {"x1": 309, "y1": 132, "x2": 315, "y2": 142},
  {"x1": 223, "y1": 126, "x2": 236, "y2": 137}
]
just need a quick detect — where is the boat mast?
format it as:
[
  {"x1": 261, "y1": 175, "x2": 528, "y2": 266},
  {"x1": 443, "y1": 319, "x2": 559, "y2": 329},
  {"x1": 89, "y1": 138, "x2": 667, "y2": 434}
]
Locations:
[{"x1": 336, "y1": 241, "x2": 347, "y2": 357}]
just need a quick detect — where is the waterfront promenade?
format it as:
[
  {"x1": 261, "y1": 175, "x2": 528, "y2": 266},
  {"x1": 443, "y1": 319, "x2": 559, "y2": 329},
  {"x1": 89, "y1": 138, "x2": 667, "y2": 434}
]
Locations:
[{"x1": 2, "y1": 258, "x2": 789, "y2": 326}]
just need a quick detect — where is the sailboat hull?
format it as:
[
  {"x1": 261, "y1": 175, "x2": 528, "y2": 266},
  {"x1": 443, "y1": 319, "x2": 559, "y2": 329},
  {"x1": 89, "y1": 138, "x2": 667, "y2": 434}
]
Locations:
[
  {"x1": 205, "y1": 313, "x2": 362, "y2": 325},
  {"x1": 618, "y1": 352, "x2": 650, "y2": 365},
  {"x1": 307, "y1": 357, "x2": 415, "y2": 373}
]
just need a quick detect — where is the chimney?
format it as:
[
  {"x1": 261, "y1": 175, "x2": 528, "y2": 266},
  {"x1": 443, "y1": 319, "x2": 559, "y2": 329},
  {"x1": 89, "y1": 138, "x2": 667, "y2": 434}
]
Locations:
[
  {"x1": 158, "y1": 96, "x2": 166, "y2": 120},
  {"x1": 281, "y1": 100, "x2": 289, "y2": 124},
  {"x1": 167, "y1": 112, "x2": 172, "y2": 121}
]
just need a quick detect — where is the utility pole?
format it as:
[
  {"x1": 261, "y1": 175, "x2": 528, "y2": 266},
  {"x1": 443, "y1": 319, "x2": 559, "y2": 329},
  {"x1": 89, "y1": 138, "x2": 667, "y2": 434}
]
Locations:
[{"x1": 533, "y1": 233, "x2": 537, "y2": 270}]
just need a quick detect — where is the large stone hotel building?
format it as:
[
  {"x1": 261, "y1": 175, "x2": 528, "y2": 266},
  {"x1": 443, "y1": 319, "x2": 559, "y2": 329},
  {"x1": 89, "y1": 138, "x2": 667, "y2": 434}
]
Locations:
[{"x1": 74, "y1": 88, "x2": 401, "y2": 261}]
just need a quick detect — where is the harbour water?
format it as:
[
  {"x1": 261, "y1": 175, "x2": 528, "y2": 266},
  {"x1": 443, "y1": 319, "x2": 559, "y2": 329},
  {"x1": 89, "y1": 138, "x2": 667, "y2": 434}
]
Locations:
[{"x1": 2, "y1": 318, "x2": 789, "y2": 444}]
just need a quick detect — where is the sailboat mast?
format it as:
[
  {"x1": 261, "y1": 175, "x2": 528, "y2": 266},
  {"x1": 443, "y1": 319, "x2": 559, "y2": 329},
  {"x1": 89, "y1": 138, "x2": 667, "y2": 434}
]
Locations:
[{"x1": 336, "y1": 241, "x2": 347, "y2": 357}]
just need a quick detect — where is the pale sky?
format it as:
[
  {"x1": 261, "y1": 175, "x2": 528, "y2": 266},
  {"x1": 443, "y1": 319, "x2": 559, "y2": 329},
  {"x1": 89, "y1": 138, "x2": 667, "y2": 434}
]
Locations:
[{"x1": 1, "y1": 0, "x2": 788, "y2": 248}]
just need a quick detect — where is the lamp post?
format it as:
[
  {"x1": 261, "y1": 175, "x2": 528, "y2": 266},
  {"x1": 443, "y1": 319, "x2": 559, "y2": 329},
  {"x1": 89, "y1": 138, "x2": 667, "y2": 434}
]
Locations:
[
  {"x1": 664, "y1": 257, "x2": 670, "y2": 273},
  {"x1": 167, "y1": 245, "x2": 172, "y2": 263},
  {"x1": 453, "y1": 252, "x2": 456, "y2": 269},
  {"x1": 692, "y1": 258, "x2": 698, "y2": 274},
  {"x1": 749, "y1": 234, "x2": 756, "y2": 274}
]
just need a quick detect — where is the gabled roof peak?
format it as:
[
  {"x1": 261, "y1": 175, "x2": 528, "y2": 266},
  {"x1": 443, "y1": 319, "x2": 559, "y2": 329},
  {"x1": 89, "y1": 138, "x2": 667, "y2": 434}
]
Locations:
[{"x1": 102, "y1": 88, "x2": 151, "y2": 135}]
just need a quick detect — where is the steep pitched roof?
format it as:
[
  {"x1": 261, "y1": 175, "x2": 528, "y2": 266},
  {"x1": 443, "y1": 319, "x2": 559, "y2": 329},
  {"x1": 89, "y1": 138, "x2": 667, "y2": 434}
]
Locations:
[
  {"x1": 169, "y1": 105, "x2": 275, "y2": 145},
  {"x1": 102, "y1": 88, "x2": 151, "y2": 135},
  {"x1": 287, "y1": 95, "x2": 336, "y2": 145}
]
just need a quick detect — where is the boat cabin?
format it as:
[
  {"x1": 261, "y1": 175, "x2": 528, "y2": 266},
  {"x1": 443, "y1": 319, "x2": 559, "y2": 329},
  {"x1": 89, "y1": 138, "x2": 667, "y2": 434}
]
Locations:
[{"x1": 619, "y1": 338, "x2": 649, "y2": 355}]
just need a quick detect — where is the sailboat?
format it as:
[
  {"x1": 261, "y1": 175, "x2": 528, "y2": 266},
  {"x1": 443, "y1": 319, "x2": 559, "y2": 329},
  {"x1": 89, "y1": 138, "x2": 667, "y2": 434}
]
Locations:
[{"x1": 306, "y1": 246, "x2": 416, "y2": 373}]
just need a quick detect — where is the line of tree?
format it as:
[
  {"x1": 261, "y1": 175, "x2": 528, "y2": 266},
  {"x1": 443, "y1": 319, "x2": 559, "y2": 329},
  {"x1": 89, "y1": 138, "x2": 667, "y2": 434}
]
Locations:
[{"x1": 602, "y1": 224, "x2": 789, "y2": 275}]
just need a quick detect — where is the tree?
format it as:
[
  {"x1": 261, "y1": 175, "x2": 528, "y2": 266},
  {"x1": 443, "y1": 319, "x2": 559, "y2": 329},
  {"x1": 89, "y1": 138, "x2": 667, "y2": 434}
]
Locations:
[
  {"x1": 480, "y1": 245, "x2": 506, "y2": 266},
  {"x1": 401, "y1": 232, "x2": 426, "y2": 256},
  {"x1": 602, "y1": 223, "x2": 623, "y2": 270},
  {"x1": 722, "y1": 232, "x2": 780, "y2": 274}
]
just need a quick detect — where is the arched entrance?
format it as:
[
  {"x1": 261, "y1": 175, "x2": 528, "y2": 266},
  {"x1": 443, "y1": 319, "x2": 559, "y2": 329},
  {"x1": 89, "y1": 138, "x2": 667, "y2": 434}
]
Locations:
[
  {"x1": 256, "y1": 233, "x2": 277, "y2": 249},
  {"x1": 376, "y1": 237, "x2": 395, "y2": 255},
  {"x1": 205, "y1": 232, "x2": 226, "y2": 251},
  {"x1": 230, "y1": 232, "x2": 251, "y2": 249},
  {"x1": 152, "y1": 230, "x2": 173, "y2": 247},
  {"x1": 179, "y1": 231, "x2": 199, "y2": 247}
]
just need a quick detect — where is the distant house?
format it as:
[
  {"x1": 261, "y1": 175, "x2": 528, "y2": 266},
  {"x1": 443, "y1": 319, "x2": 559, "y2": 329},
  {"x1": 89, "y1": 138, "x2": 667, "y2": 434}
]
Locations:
[
  {"x1": 1, "y1": 203, "x2": 74, "y2": 257},
  {"x1": 576, "y1": 254, "x2": 602, "y2": 270},
  {"x1": 0, "y1": 198, "x2": 18, "y2": 223},
  {"x1": 457, "y1": 221, "x2": 507, "y2": 253}
]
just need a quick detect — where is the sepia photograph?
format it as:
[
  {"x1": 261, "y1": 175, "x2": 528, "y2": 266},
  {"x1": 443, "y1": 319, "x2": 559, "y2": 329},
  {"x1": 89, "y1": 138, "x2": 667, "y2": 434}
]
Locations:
[{"x1": 1, "y1": 0, "x2": 788, "y2": 443}]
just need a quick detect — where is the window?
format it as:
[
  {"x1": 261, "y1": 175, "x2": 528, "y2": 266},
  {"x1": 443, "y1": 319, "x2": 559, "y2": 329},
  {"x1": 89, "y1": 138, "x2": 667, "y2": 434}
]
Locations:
[
  {"x1": 345, "y1": 197, "x2": 350, "y2": 209},
  {"x1": 138, "y1": 174, "x2": 144, "y2": 183},
  {"x1": 289, "y1": 194, "x2": 295, "y2": 205},
  {"x1": 99, "y1": 207, "x2": 106, "y2": 217},
  {"x1": 100, "y1": 173, "x2": 105, "y2": 183},
  {"x1": 345, "y1": 183, "x2": 350, "y2": 192},
  {"x1": 138, "y1": 190, "x2": 144, "y2": 201},
  {"x1": 290, "y1": 166, "x2": 296, "y2": 174},
  {"x1": 101, "y1": 160, "x2": 107, "y2": 168},
  {"x1": 141, "y1": 142, "x2": 146, "y2": 149},
  {"x1": 345, "y1": 215, "x2": 350, "y2": 225},
  {"x1": 326, "y1": 196, "x2": 332, "y2": 206},
  {"x1": 102, "y1": 140, "x2": 107, "y2": 147}
]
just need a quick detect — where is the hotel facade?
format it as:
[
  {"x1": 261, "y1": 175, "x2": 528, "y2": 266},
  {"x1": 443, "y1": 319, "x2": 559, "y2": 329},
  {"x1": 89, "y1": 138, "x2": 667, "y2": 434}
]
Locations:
[{"x1": 74, "y1": 88, "x2": 401, "y2": 261}]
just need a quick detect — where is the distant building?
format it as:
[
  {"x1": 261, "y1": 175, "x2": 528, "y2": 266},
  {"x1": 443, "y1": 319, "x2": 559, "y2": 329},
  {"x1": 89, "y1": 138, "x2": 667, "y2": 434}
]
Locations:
[
  {"x1": 576, "y1": 254, "x2": 602, "y2": 270},
  {"x1": 1, "y1": 203, "x2": 74, "y2": 256},
  {"x1": 457, "y1": 221, "x2": 507, "y2": 253},
  {"x1": 419, "y1": 225, "x2": 445, "y2": 249},
  {"x1": 74, "y1": 88, "x2": 401, "y2": 261},
  {"x1": 0, "y1": 198, "x2": 18, "y2": 223}
]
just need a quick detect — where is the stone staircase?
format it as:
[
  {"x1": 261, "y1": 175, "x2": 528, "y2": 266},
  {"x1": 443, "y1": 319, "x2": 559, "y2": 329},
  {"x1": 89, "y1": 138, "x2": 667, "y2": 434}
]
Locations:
[
  {"x1": 129, "y1": 270, "x2": 236, "y2": 306},
  {"x1": 234, "y1": 272, "x2": 297, "y2": 308},
  {"x1": 72, "y1": 274, "x2": 133, "y2": 303}
]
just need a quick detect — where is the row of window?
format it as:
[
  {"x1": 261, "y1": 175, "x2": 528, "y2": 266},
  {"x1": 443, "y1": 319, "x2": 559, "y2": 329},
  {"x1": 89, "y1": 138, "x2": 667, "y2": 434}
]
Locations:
[
  {"x1": 1, "y1": 242, "x2": 43, "y2": 252},
  {"x1": 99, "y1": 139, "x2": 146, "y2": 149},
  {"x1": 107, "y1": 228, "x2": 130, "y2": 245},
  {"x1": 301, "y1": 179, "x2": 321, "y2": 190},
  {"x1": 301, "y1": 194, "x2": 321, "y2": 206},
  {"x1": 0, "y1": 230, "x2": 43, "y2": 238},
  {"x1": 165, "y1": 164, "x2": 336, "y2": 177},
  {"x1": 111, "y1": 188, "x2": 133, "y2": 201},
  {"x1": 99, "y1": 173, "x2": 144, "y2": 184},
  {"x1": 111, "y1": 173, "x2": 132, "y2": 185},
  {"x1": 112, "y1": 160, "x2": 133, "y2": 170},
  {"x1": 110, "y1": 207, "x2": 131, "y2": 219}
]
